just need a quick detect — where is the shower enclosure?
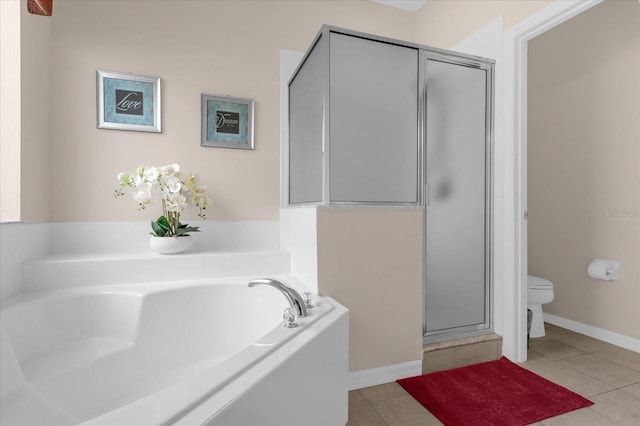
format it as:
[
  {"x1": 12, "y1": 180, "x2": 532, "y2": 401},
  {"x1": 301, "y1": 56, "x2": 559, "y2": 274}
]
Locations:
[{"x1": 288, "y1": 26, "x2": 494, "y2": 343}]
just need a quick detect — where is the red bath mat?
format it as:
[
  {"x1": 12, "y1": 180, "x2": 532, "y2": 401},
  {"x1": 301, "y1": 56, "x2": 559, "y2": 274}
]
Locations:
[{"x1": 397, "y1": 356, "x2": 593, "y2": 426}]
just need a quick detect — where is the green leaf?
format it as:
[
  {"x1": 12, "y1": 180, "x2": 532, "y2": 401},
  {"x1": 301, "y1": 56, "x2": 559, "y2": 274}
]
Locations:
[
  {"x1": 150, "y1": 220, "x2": 167, "y2": 237},
  {"x1": 175, "y1": 225, "x2": 200, "y2": 236},
  {"x1": 156, "y1": 216, "x2": 171, "y2": 231}
]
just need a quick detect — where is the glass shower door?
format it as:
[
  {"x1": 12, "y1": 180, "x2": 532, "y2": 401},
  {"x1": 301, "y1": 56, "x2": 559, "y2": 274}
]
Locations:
[{"x1": 423, "y1": 55, "x2": 492, "y2": 341}]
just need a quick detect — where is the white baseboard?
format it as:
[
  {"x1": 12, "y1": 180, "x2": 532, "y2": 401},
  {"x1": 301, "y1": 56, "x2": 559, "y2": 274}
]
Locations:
[
  {"x1": 544, "y1": 313, "x2": 640, "y2": 353},
  {"x1": 349, "y1": 360, "x2": 422, "y2": 390}
]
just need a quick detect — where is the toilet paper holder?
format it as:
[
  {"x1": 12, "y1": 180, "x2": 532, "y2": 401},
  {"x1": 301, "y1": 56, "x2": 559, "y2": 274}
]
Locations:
[{"x1": 587, "y1": 259, "x2": 620, "y2": 281}]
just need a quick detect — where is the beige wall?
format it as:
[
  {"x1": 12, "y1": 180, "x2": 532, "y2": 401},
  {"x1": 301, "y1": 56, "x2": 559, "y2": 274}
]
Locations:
[
  {"x1": 415, "y1": 0, "x2": 552, "y2": 48},
  {"x1": 317, "y1": 208, "x2": 424, "y2": 371},
  {"x1": 44, "y1": 0, "x2": 413, "y2": 223},
  {"x1": 20, "y1": 4, "x2": 51, "y2": 223},
  {"x1": 528, "y1": 1, "x2": 640, "y2": 339}
]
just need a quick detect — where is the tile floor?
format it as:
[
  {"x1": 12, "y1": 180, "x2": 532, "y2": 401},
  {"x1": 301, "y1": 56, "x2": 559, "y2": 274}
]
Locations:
[{"x1": 347, "y1": 323, "x2": 640, "y2": 425}]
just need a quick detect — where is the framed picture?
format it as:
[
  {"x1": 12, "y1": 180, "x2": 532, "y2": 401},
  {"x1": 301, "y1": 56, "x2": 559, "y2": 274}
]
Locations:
[
  {"x1": 96, "y1": 70, "x2": 162, "y2": 133},
  {"x1": 201, "y1": 94, "x2": 254, "y2": 149},
  {"x1": 27, "y1": 0, "x2": 52, "y2": 16}
]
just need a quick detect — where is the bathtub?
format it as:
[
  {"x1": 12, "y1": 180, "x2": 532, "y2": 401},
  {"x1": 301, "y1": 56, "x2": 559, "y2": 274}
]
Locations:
[{"x1": 0, "y1": 276, "x2": 349, "y2": 425}]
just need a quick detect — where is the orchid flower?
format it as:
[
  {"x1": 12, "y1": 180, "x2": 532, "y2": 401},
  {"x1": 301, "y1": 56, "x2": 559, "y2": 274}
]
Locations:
[{"x1": 114, "y1": 163, "x2": 209, "y2": 237}]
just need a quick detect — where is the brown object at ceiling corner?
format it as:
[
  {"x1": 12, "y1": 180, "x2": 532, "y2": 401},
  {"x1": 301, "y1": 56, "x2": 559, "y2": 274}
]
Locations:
[{"x1": 27, "y1": 0, "x2": 53, "y2": 17}]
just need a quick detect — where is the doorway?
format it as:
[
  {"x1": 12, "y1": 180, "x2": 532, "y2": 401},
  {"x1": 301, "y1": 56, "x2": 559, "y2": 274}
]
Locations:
[{"x1": 508, "y1": 0, "x2": 602, "y2": 362}]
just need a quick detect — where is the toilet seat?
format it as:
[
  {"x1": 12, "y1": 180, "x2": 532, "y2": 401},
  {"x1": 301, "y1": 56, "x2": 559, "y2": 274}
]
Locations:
[{"x1": 528, "y1": 275, "x2": 553, "y2": 290}]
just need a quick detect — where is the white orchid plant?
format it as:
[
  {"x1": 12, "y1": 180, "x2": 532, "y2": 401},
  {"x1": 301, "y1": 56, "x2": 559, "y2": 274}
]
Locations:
[{"x1": 114, "y1": 164, "x2": 209, "y2": 237}]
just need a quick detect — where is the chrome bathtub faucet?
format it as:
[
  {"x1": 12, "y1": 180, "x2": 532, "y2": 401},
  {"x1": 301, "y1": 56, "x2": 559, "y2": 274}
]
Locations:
[{"x1": 248, "y1": 279, "x2": 308, "y2": 318}]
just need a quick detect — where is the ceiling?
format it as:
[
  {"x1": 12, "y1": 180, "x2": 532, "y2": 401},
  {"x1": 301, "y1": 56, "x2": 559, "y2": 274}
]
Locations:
[{"x1": 371, "y1": 0, "x2": 428, "y2": 13}]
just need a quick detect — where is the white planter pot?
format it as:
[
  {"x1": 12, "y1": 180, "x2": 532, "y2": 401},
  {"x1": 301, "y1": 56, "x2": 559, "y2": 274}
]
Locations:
[{"x1": 149, "y1": 236, "x2": 193, "y2": 254}]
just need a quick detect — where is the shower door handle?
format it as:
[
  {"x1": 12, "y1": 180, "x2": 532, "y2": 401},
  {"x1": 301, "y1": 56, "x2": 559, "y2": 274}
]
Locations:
[{"x1": 424, "y1": 184, "x2": 430, "y2": 206}]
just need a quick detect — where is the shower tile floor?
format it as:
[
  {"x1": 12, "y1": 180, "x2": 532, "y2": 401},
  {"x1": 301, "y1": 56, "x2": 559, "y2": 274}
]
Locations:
[{"x1": 347, "y1": 323, "x2": 640, "y2": 425}]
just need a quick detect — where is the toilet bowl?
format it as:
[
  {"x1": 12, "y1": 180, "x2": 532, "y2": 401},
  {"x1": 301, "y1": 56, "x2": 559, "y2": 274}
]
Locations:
[{"x1": 527, "y1": 275, "x2": 554, "y2": 338}]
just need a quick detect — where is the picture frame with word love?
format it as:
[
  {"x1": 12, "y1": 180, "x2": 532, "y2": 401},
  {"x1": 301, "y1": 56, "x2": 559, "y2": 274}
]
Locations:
[
  {"x1": 96, "y1": 70, "x2": 162, "y2": 133},
  {"x1": 201, "y1": 94, "x2": 254, "y2": 149}
]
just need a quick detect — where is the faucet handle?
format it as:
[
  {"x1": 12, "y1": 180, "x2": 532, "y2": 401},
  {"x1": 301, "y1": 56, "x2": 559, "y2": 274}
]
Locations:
[
  {"x1": 302, "y1": 292, "x2": 314, "y2": 309},
  {"x1": 283, "y1": 307, "x2": 298, "y2": 328}
]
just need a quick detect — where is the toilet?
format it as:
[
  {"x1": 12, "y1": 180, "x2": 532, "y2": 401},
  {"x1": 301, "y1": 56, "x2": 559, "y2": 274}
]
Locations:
[{"x1": 527, "y1": 275, "x2": 554, "y2": 338}]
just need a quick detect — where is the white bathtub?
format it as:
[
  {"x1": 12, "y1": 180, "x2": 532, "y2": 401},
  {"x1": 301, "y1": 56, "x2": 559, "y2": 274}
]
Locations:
[{"x1": 0, "y1": 277, "x2": 348, "y2": 425}]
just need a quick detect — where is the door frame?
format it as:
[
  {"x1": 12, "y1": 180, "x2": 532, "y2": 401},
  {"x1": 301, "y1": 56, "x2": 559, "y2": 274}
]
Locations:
[{"x1": 504, "y1": 0, "x2": 602, "y2": 362}]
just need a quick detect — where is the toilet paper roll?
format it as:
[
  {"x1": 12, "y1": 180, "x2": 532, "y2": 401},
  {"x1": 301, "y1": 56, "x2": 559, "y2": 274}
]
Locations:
[
  {"x1": 588, "y1": 261, "x2": 610, "y2": 280},
  {"x1": 587, "y1": 259, "x2": 619, "y2": 281}
]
